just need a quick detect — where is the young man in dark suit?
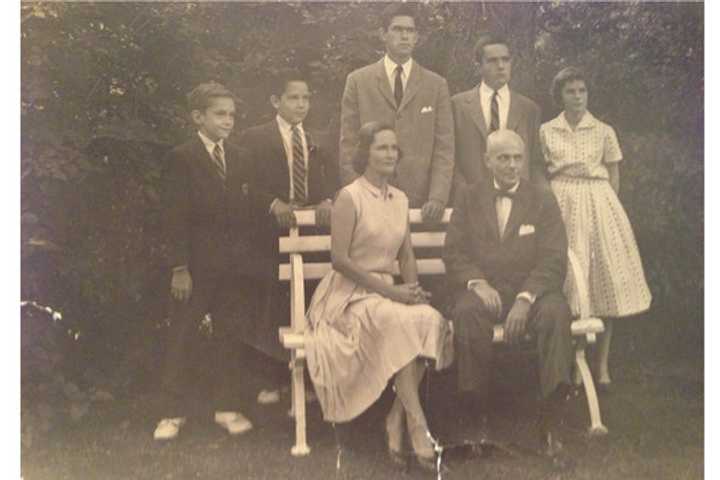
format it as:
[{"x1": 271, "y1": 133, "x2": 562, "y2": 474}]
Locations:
[
  {"x1": 241, "y1": 72, "x2": 338, "y2": 404},
  {"x1": 451, "y1": 33, "x2": 546, "y2": 202},
  {"x1": 155, "y1": 82, "x2": 259, "y2": 440},
  {"x1": 443, "y1": 130, "x2": 573, "y2": 458}
]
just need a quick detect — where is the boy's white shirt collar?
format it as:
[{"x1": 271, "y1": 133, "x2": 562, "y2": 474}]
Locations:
[
  {"x1": 275, "y1": 114, "x2": 304, "y2": 135},
  {"x1": 197, "y1": 130, "x2": 224, "y2": 155}
]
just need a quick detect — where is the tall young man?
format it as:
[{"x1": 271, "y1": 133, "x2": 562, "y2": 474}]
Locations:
[{"x1": 339, "y1": 3, "x2": 454, "y2": 222}]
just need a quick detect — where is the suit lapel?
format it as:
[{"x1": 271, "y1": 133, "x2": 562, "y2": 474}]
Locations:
[
  {"x1": 374, "y1": 60, "x2": 398, "y2": 110},
  {"x1": 224, "y1": 142, "x2": 237, "y2": 180},
  {"x1": 477, "y1": 181, "x2": 500, "y2": 242},
  {"x1": 501, "y1": 181, "x2": 532, "y2": 243},
  {"x1": 398, "y1": 63, "x2": 421, "y2": 112},
  {"x1": 305, "y1": 130, "x2": 319, "y2": 199},
  {"x1": 506, "y1": 89, "x2": 521, "y2": 132},
  {"x1": 224, "y1": 143, "x2": 247, "y2": 187},
  {"x1": 465, "y1": 87, "x2": 488, "y2": 138},
  {"x1": 192, "y1": 135, "x2": 225, "y2": 187},
  {"x1": 268, "y1": 121, "x2": 290, "y2": 180}
]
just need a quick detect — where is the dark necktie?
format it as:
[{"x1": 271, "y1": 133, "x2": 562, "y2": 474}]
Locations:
[
  {"x1": 394, "y1": 65, "x2": 404, "y2": 109},
  {"x1": 291, "y1": 125, "x2": 307, "y2": 205},
  {"x1": 212, "y1": 144, "x2": 226, "y2": 182},
  {"x1": 490, "y1": 90, "x2": 500, "y2": 132}
]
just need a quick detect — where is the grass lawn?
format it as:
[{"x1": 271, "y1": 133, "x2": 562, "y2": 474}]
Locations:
[{"x1": 22, "y1": 338, "x2": 702, "y2": 480}]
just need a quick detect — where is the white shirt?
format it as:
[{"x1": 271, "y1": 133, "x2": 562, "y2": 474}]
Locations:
[
  {"x1": 197, "y1": 131, "x2": 225, "y2": 171},
  {"x1": 384, "y1": 55, "x2": 413, "y2": 96},
  {"x1": 275, "y1": 114, "x2": 308, "y2": 203},
  {"x1": 493, "y1": 179, "x2": 518, "y2": 238},
  {"x1": 479, "y1": 82, "x2": 510, "y2": 131},
  {"x1": 467, "y1": 178, "x2": 536, "y2": 305}
]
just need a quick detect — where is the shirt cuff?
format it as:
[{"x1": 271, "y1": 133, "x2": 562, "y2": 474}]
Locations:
[
  {"x1": 516, "y1": 291, "x2": 536, "y2": 305},
  {"x1": 269, "y1": 198, "x2": 281, "y2": 214},
  {"x1": 467, "y1": 279, "x2": 488, "y2": 290}
]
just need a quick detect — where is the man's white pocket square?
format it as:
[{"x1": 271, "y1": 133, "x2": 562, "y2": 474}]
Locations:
[
  {"x1": 420, "y1": 106, "x2": 434, "y2": 113},
  {"x1": 519, "y1": 224, "x2": 535, "y2": 236}
]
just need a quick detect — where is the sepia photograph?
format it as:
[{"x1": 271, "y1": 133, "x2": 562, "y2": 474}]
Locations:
[{"x1": 20, "y1": 1, "x2": 703, "y2": 478}]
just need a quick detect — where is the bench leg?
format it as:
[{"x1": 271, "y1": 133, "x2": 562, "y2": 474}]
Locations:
[
  {"x1": 573, "y1": 363, "x2": 583, "y2": 387},
  {"x1": 575, "y1": 346, "x2": 608, "y2": 436},
  {"x1": 289, "y1": 357, "x2": 311, "y2": 456}
]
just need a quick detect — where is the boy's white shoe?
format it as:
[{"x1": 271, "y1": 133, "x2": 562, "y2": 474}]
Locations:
[
  {"x1": 257, "y1": 389, "x2": 281, "y2": 405},
  {"x1": 153, "y1": 417, "x2": 186, "y2": 441},
  {"x1": 214, "y1": 411, "x2": 253, "y2": 435},
  {"x1": 258, "y1": 386, "x2": 318, "y2": 405}
]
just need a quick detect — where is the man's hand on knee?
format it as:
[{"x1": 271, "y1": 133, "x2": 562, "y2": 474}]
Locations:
[
  {"x1": 505, "y1": 298, "x2": 531, "y2": 344},
  {"x1": 470, "y1": 280, "x2": 503, "y2": 318}
]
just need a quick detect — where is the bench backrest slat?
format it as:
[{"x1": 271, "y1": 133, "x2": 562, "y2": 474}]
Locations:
[
  {"x1": 279, "y1": 231, "x2": 446, "y2": 254},
  {"x1": 278, "y1": 209, "x2": 451, "y2": 281},
  {"x1": 291, "y1": 208, "x2": 452, "y2": 227},
  {"x1": 279, "y1": 258, "x2": 446, "y2": 281}
]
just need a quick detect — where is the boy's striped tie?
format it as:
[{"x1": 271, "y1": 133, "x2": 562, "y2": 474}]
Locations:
[
  {"x1": 291, "y1": 126, "x2": 307, "y2": 205},
  {"x1": 212, "y1": 144, "x2": 226, "y2": 182}
]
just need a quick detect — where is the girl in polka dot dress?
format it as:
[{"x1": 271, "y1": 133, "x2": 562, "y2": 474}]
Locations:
[{"x1": 539, "y1": 67, "x2": 651, "y2": 390}]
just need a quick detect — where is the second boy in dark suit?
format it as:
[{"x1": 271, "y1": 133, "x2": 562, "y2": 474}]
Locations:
[{"x1": 241, "y1": 72, "x2": 338, "y2": 403}]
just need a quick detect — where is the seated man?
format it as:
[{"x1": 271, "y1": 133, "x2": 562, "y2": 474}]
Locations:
[{"x1": 443, "y1": 129, "x2": 573, "y2": 457}]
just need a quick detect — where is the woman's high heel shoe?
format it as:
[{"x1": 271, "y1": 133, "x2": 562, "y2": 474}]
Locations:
[{"x1": 407, "y1": 421, "x2": 438, "y2": 472}]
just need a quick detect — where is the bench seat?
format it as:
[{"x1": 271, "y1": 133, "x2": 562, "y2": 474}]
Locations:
[{"x1": 276, "y1": 208, "x2": 608, "y2": 456}]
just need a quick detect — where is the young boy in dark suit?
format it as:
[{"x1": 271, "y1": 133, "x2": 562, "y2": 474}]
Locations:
[
  {"x1": 241, "y1": 71, "x2": 338, "y2": 404},
  {"x1": 155, "y1": 82, "x2": 260, "y2": 440}
]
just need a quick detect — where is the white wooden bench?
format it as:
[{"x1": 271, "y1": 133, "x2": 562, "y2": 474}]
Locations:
[{"x1": 277, "y1": 208, "x2": 608, "y2": 456}]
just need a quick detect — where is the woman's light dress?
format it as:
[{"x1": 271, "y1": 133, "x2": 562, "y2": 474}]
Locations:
[
  {"x1": 540, "y1": 112, "x2": 651, "y2": 318},
  {"x1": 304, "y1": 177, "x2": 453, "y2": 423}
]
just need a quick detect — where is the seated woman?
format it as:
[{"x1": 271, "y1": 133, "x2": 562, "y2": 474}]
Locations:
[{"x1": 304, "y1": 122, "x2": 453, "y2": 470}]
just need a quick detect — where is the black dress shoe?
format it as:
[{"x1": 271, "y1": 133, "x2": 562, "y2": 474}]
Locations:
[{"x1": 597, "y1": 381, "x2": 613, "y2": 394}]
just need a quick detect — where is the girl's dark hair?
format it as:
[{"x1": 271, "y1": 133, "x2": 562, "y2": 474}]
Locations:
[{"x1": 551, "y1": 66, "x2": 587, "y2": 107}]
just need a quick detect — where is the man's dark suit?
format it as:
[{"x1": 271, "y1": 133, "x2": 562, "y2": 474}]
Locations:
[
  {"x1": 241, "y1": 120, "x2": 338, "y2": 360},
  {"x1": 161, "y1": 135, "x2": 259, "y2": 415},
  {"x1": 443, "y1": 178, "x2": 573, "y2": 403}
]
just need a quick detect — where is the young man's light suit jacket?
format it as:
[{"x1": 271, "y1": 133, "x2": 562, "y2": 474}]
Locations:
[{"x1": 339, "y1": 59, "x2": 455, "y2": 208}]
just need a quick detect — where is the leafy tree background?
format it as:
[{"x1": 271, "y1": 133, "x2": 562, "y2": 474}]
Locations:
[{"x1": 20, "y1": 0, "x2": 703, "y2": 439}]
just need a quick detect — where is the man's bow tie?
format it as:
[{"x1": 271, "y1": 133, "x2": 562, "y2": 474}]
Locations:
[{"x1": 494, "y1": 188, "x2": 515, "y2": 199}]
